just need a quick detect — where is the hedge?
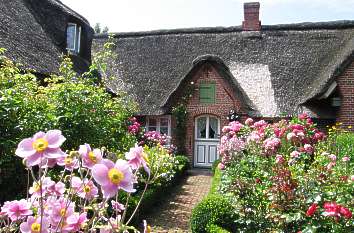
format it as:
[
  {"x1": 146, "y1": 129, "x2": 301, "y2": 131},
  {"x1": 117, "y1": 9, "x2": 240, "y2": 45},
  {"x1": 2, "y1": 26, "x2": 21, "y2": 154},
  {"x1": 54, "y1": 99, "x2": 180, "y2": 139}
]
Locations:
[{"x1": 190, "y1": 193, "x2": 237, "y2": 233}]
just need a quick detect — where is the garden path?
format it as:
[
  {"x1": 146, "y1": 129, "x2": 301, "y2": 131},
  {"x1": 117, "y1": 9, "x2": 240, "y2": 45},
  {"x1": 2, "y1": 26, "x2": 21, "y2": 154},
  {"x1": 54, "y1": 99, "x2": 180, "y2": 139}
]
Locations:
[{"x1": 145, "y1": 169, "x2": 212, "y2": 233}]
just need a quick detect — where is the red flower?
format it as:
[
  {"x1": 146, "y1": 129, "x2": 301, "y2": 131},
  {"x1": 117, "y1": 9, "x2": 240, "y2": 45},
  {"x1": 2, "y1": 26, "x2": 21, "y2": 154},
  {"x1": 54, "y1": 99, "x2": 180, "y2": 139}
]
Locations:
[
  {"x1": 339, "y1": 206, "x2": 352, "y2": 219},
  {"x1": 323, "y1": 202, "x2": 341, "y2": 217},
  {"x1": 290, "y1": 124, "x2": 305, "y2": 131},
  {"x1": 306, "y1": 203, "x2": 318, "y2": 217},
  {"x1": 299, "y1": 113, "x2": 309, "y2": 120}
]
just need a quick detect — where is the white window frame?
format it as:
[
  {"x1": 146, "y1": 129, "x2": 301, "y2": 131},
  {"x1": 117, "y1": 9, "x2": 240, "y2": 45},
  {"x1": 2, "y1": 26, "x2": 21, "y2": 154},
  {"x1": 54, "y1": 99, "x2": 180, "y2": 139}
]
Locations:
[
  {"x1": 66, "y1": 23, "x2": 81, "y2": 54},
  {"x1": 195, "y1": 115, "x2": 220, "y2": 141},
  {"x1": 145, "y1": 115, "x2": 171, "y2": 136}
]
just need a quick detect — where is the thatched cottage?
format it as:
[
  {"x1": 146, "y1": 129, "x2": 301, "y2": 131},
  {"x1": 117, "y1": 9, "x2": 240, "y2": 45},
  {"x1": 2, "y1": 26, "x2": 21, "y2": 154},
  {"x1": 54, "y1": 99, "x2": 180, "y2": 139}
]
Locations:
[
  {"x1": 1, "y1": 1, "x2": 354, "y2": 167},
  {"x1": 94, "y1": 2, "x2": 354, "y2": 167}
]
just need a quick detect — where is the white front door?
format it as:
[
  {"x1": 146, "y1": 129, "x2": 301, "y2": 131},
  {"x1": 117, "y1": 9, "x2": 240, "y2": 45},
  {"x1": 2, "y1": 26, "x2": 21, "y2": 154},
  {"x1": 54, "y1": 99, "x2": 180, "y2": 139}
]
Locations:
[{"x1": 194, "y1": 115, "x2": 220, "y2": 167}]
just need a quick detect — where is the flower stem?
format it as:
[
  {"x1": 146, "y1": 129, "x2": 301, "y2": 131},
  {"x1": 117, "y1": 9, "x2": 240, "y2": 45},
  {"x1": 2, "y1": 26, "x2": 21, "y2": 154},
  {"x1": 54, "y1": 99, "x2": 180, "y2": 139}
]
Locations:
[{"x1": 125, "y1": 180, "x2": 149, "y2": 225}]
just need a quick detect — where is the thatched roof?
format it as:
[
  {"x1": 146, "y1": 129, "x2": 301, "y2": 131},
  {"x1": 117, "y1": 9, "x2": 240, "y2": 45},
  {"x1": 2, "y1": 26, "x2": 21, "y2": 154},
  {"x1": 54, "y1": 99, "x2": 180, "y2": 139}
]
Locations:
[
  {"x1": 93, "y1": 21, "x2": 354, "y2": 117},
  {"x1": 0, "y1": 0, "x2": 93, "y2": 74}
]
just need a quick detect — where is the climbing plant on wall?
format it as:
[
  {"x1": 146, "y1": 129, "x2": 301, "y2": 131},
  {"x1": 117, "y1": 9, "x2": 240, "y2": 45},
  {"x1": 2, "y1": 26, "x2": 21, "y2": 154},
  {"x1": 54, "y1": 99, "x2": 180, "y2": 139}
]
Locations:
[{"x1": 172, "y1": 81, "x2": 196, "y2": 154}]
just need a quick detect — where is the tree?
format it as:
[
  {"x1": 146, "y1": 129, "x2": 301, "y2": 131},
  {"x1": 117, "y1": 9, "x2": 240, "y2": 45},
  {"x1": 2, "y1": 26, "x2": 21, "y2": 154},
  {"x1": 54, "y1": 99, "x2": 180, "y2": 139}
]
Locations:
[
  {"x1": 94, "y1": 23, "x2": 109, "y2": 33},
  {"x1": 102, "y1": 26, "x2": 109, "y2": 33}
]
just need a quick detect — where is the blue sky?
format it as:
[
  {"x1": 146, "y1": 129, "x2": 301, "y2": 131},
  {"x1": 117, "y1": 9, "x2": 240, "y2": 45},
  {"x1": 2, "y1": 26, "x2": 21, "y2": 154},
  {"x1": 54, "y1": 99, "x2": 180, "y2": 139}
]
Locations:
[{"x1": 61, "y1": 0, "x2": 354, "y2": 32}]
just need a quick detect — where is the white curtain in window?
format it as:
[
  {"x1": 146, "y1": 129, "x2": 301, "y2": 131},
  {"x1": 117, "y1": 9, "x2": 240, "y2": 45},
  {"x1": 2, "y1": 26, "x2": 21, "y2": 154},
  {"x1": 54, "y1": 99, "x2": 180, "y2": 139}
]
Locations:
[
  {"x1": 197, "y1": 117, "x2": 207, "y2": 138},
  {"x1": 209, "y1": 117, "x2": 218, "y2": 139}
]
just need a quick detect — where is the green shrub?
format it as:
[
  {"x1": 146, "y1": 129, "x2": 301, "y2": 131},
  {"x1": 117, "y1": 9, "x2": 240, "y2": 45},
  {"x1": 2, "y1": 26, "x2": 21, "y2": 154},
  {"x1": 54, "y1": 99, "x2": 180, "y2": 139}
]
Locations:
[
  {"x1": 0, "y1": 51, "x2": 137, "y2": 203},
  {"x1": 211, "y1": 158, "x2": 220, "y2": 175},
  {"x1": 206, "y1": 224, "x2": 231, "y2": 233},
  {"x1": 117, "y1": 149, "x2": 190, "y2": 225},
  {"x1": 174, "y1": 155, "x2": 190, "y2": 173},
  {"x1": 190, "y1": 194, "x2": 237, "y2": 233},
  {"x1": 209, "y1": 167, "x2": 221, "y2": 195}
]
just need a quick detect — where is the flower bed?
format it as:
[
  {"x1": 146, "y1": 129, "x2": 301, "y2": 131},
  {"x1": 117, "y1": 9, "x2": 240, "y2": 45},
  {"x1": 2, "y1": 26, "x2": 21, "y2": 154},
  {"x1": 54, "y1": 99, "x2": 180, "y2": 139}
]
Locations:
[
  {"x1": 193, "y1": 115, "x2": 353, "y2": 232},
  {"x1": 0, "y1": 130, "x2": 189, "y2": 232}
]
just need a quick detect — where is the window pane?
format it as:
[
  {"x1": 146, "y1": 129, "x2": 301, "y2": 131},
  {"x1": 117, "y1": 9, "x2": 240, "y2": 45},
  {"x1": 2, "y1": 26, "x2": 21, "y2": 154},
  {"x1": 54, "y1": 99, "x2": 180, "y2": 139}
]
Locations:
[
  {"x1": 66, "y1": 25, "x2": 76, "y2": 50},
  {"x1": 209, "y1": 117, "x2": 218, "y2": 139},
  {"x1": 160, "y1": 118, "x2": 168, "y2": 127},
  {"x1": 197, "y1": 117, "x2": 207, "y2": 138},
  {"x1": 160, "y1": 127, "x2": 168, "y2": 135},
  {"x1": 148, "y1": 118, "x2": 157, "y2": 127},
  {"x1": 75, "y1": 26, "x2": 81, "y2": 53}
]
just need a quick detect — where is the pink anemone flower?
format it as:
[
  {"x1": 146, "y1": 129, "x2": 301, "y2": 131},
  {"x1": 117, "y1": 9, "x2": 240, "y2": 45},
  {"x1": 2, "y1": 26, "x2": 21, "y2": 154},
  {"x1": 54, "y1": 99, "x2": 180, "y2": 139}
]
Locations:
[
  {"x1": 92, "y1": 159, "x2": 136, "y2": 198},
  {"x1": 79, "y1": 144, "x2": 102, "y2": 168},
  {"x1": 125, "y1": 145, "x2": 150, "y2": 174},
  {"x1": 66, "y1": 212, "x2": 87, "y2": 232},
  {"x1": 15, "y1": 130, "x2": 66, "y2": 167},
  {"x1": 20, "y1": 216, "x2": 49, "y2": 233},
  {"x1": 47, "y1": 181, "x2": 65, "y2": 196},
  {"x1": 29, "y1": 177, "x2": 54, "y2": 198},
  {"x1": 47, "y1": 198, "x2": 75, "y2": 225},
  {"x1": 1, "y1": 199, "x2": 33, "y2": 221},
  {"x1": 111, "y1": 200, "x2": 125, "y2": 213},
  {"x1": 56, "y1": 154, "x2": 79, "y2": 171},
  {"x1": 71, "y1": 176, "x2": 98, "y2": 200}
]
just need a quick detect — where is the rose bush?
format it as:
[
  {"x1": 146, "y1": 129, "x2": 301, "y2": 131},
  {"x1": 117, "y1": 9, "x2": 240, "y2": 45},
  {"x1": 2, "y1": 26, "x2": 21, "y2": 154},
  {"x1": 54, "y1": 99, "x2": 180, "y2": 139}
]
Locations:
[
  {"x1": 216, "y1": 115, "x2": 353, "y2": 232},
  {"x1": 0, "y1": 130, "x2": 171, "y2": 232},
  {"x1": 127, "y1": 117, "x2": 177, "y2": 155}
]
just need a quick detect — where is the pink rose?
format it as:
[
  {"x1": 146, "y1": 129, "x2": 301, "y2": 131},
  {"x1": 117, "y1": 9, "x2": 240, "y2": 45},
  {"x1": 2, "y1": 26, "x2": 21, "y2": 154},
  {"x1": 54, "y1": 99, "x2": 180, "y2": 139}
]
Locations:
[
  {"x1": 275, "y1": 154, "x2": 285, "y2": 164},
  {"x1": 304, "y1": 144, "x2": 313, "y2": 154},
  {"x1": 290, "y1": 151, "x2": 300, "y2": 158},
  {"x1": 245, "y1": 118, "x2": 254, "y2": 126}
]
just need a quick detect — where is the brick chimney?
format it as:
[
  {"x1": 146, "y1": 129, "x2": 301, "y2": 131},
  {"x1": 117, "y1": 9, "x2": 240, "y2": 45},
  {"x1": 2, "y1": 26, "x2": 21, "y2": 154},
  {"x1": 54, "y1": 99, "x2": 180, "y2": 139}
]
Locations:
[{"x1": 242, "y1": 2, "x2": 261, "y2": 31}]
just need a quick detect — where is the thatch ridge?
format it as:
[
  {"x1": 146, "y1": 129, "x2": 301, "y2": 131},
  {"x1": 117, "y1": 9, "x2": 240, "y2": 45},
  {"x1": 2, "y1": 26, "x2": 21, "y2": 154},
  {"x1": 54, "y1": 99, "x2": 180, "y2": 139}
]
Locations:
[{"x1": 95, "y1": 20, "x2": 354, "y2": 39}]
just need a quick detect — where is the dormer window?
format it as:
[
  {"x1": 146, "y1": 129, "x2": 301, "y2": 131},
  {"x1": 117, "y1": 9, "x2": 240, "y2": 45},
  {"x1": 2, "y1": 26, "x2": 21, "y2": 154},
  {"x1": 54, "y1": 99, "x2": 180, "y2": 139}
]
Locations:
[{"x1": 66, "y1": 23, "x2": 81, "y2": 54}]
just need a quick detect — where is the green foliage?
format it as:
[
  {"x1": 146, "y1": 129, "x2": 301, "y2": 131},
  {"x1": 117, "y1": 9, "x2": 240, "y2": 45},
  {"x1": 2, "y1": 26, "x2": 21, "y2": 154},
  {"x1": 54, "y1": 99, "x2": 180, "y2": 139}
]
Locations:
[
  {"x1": 0, "y1": 49, "x2": 137, "y2": 203},
  {"x1": 0, "y1": 52, "x2": 40, "y2": 202},
  {"x1": 217, "y1": 118, "x2": 353, "y2": 232},
  {"x1": 172, "y1": 104, "x2": 188, "y2": 153},
  {"x1": 210, "y1": 167, "x2": 221, "y2": 195},
  {"x1": 205, "y1": 224, "x2": 231, "y2": 233},
  {"x1": 211, "y1": 158, "x2": 220, "y2": 175},
  {"x1": 171, "y1": 80, "x2": 195, "y2": 154},
  {"x1": 118, "y1": 149, "x2": 190, "y2": 225},
  {"x1": 190, "y1": 195, "x2": 237, "y2": 233},
  {"x1": 174, "y1": 155, "x2": 191, "y2": 174},
  {"x1": 142, "y1": 145, "x2": 177, "y2": 185}
]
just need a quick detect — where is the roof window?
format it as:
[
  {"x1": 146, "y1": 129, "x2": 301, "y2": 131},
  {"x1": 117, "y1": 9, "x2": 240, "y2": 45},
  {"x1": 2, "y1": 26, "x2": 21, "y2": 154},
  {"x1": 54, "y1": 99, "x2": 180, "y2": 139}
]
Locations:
[{"x1": 66, "y1": 23, "x2": 81, "y2": 54}]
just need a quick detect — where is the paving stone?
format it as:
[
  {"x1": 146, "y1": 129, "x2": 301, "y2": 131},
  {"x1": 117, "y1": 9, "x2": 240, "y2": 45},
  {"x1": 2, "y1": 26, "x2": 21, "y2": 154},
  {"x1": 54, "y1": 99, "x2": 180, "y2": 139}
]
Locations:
[{"x1": 145, "y1": 169, "x2": 212, "y2": 233}]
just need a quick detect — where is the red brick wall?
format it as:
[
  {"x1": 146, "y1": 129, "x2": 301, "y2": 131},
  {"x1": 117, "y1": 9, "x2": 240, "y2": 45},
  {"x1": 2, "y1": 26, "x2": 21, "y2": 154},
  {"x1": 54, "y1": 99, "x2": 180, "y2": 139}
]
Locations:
[
  {"x1": 242, "y1": 2, "x2": 261, "y2": 31},
  {"x1": 336, "y1": 60, "x2": 354, "y2": 129},
  {"x1": 181, "y1": 62, "x2": 245, "y2": 162}
]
